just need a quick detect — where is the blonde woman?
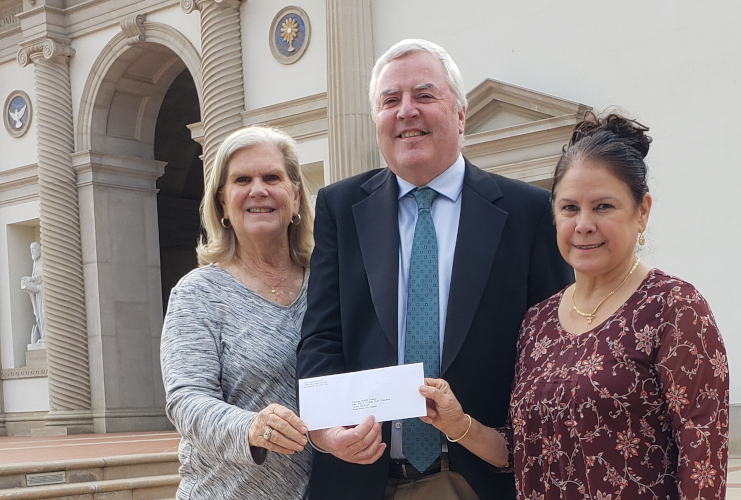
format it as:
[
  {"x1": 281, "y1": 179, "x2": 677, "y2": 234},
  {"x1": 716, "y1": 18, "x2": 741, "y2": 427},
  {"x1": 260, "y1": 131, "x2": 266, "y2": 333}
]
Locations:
[{"x1": 161, "y1": 126, "x2": 314, "y2": 499}]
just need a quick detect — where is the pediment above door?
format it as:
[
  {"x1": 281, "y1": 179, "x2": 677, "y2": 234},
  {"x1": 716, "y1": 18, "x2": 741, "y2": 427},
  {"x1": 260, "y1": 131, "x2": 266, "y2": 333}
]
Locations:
[{"x1": 463, "y1": 78, "x2": 591, "y2": 188}]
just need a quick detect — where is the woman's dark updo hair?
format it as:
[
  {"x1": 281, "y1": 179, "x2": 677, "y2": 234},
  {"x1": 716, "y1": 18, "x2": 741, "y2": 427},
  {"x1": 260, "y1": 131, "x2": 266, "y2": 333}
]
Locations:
[{"x1": 552, "y1": 111, "x2": 652, "y2": 207}]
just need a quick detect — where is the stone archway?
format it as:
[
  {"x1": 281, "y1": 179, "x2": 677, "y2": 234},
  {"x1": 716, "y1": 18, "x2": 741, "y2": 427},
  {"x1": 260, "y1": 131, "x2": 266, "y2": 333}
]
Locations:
[
  {"x1": 154, "y1": 69, "x2": 203, "y2": 311},
  {"x1": 73, "y1": 23, "x2": 202, "y2": 433}
]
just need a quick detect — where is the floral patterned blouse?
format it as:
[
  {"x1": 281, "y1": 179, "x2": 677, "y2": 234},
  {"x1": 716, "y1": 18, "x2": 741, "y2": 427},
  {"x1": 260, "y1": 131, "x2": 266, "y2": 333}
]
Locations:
[{"x1": 509, "y1": 269, "x2": 728, "y2": 500}]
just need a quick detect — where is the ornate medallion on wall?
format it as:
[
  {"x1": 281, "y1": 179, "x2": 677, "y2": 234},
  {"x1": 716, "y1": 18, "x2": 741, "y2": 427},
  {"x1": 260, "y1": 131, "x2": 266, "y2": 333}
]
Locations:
[
  {"x1": 4, "y1": 90, "x2": 32, "y2": 138},
  {"x1": 270, "y1": 6, "x2": 311, "y2": 65}
]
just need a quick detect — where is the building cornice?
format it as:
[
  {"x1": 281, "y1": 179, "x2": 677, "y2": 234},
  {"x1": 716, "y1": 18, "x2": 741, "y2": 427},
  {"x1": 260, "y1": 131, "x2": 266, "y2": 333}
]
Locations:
[
  {"x1": 187, "y1": 93, "x2": 329, "y2": 146},
  {"x1": 241, "y1": 93, "x2": 328, "y2": 142},
  {"x1": 0, "y1": 163, "x2": 39, "y2": 207},
  {"x1": 0, "y1": 27, "x2": 22, "y2": 64},
  {"x1": 58, "y1": 0, "x2": 179, "y2": 39},
  {"x1": 72, "y1": 150, "x2": 166, "y2": 193},
  {"x1": 1, "y1": 367, "x2": 48, "y2": 380}
]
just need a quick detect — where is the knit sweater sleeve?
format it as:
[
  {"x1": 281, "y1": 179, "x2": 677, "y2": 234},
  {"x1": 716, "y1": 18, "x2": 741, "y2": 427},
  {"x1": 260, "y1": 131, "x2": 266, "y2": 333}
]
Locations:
[{"x1": 160, "y1": 273, "x2": 266, "y2": 466}]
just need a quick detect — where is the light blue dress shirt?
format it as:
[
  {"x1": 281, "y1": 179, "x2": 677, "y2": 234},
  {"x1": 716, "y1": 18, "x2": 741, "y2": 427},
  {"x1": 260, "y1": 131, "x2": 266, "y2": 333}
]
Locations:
[{"x1": 390, "y1": 154, "x2": 465, "y2": 460}]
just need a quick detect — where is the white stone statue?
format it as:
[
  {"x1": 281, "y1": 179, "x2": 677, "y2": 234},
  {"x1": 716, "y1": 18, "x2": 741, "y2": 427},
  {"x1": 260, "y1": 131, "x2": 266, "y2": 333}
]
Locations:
[{"x1": 20, "y1": 241, "x2": 45, "y2": 345}]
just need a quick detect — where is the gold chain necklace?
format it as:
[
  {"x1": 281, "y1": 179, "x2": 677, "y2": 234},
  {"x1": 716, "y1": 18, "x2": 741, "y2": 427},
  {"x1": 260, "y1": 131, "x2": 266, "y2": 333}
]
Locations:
[
  {"x1": 262, "y1": 273, "x2": 288, "y2": 294},
  {"x1": 236, "y1": 255, "x2": 290, "y2": 294},
  {"x1": 571, "y1": 256, "x2": 640, "y2": 325}
]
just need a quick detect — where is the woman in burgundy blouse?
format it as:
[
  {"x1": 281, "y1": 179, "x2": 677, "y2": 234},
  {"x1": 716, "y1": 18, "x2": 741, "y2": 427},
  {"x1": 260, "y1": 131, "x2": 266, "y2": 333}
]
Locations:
[{"x1": 420, "y1": 112, "x2": 729, "y2": 499}]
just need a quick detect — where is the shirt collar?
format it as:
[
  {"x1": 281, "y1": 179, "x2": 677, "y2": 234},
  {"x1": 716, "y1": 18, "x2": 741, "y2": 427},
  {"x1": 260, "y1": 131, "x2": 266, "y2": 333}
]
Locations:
[{"x1": 396, "y1": 153, "x2": 465, "y2": 203}]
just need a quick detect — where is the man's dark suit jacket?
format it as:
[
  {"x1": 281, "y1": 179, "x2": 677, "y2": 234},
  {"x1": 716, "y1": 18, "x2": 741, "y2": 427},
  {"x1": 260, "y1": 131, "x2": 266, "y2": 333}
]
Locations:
[{"x1": 296, "y1": 159, "x2": 573, "y2": 500}]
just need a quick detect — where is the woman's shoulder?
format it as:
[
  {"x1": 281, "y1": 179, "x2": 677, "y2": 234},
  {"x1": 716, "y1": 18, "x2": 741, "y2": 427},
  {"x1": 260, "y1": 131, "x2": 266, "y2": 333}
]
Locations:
[
  {"x1": 168, "y1": 265, "x2": 236, "y2": 305},
  {"x1": 643, "y1": 268, "x2": 706, "y2": 300},
  {"x1": 639, "y1": 268, "x2": 717, "y2": 323},
  {"x1": 173, "y1": 264, "x2": 226, "y2": 290},
  {"x1": 523, "y1": 289, "x2": 564, "y2": 324}
]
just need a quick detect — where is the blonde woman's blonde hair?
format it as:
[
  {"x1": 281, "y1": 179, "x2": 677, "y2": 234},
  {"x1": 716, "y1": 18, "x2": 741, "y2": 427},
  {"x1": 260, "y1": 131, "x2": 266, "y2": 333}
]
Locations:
[{"x1": 196, "y1": 126, "x2": 314, "y2": 267}]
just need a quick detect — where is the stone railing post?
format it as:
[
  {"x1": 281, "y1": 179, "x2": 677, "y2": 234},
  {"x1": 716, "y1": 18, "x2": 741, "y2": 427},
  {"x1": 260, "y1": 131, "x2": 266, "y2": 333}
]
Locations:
[
  {"x1": 326, "y1": 0, "x2": 378, "y2": 182},
  {"x1": 18, "y1": 39, "x2": 93, "y2": 434},
  {"x1": 181, "y1": 0, "x2": 245, "y2": 178}
]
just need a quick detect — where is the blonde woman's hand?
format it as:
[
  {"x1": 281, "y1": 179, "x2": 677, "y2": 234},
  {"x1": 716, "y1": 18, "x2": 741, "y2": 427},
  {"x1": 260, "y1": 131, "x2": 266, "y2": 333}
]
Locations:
[{"x1": 248, "y1": 403, "x2": 308, "y2": 455}]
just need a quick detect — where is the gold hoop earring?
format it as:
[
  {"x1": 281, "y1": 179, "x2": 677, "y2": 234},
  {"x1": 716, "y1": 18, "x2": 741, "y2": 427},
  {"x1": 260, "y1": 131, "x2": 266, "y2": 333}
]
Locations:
[
  {"x1": 638, "y1": 232, "x2": 645, "y2": 246},
  {"x1": 291, "y1": 213, "x2": 302, "y2": 226},
  {"x1": 221, "y1": 218, "x2": 232, "y2": 229}
]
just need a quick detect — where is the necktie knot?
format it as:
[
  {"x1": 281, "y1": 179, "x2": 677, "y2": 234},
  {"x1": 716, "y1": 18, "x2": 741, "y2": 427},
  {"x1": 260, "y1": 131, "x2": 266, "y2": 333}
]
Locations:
[{"x1": 412, "y1": 187, "x2": 438, "y2": 211}]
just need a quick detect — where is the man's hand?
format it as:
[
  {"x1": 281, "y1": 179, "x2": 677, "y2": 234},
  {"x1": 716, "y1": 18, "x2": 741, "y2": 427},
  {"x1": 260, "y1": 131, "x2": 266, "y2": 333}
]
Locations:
[{"x1": 309, "y1": 415, "x2": 386, "y2": 464}]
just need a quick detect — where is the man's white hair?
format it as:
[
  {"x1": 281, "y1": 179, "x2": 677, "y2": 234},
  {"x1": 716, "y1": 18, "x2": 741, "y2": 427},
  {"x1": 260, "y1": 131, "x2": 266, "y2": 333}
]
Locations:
[{"x1": 368, "y1": 39, "x2": 467, "y2": 120}]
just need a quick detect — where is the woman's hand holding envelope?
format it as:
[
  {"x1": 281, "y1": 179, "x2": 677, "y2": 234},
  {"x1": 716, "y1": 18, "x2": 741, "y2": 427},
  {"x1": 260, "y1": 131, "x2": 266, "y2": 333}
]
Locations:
[{"x1": 419, "y1": 378, "x2": 509, "y2": 468}]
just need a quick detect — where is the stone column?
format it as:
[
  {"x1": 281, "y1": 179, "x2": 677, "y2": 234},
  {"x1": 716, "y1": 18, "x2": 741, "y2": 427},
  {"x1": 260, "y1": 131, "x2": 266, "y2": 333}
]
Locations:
[
  {"x1": 326, "y1": 0, "x2": 379, "y2": 183},
  {"x1": 18, "y1": 39, "x2": 93, "y2": 434},
  {"x1": 181, "y1": 0, "x2": 245, "y2": 177},
  {"x1": 72, "y1": 151, "x2": 170, "y2": 433}
]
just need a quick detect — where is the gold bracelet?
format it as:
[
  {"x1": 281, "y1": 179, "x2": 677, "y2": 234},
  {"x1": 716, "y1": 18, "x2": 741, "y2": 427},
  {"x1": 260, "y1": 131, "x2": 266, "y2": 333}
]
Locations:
[{"x1": 446, "y1": 413, "x2": 472, "y2": 443}]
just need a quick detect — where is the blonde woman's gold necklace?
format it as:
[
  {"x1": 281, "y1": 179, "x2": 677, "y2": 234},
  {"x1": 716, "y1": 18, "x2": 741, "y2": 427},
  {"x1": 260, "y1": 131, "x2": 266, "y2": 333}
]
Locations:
[
  {"x1": 237, "y1": 256, "x2": 289, "y2": 294},
  {"x1": 571, "y1": 256, "x2": 640, "y2": 325},
  {"x1": 262, "y1": 273, "x2": 288, "y2": 294}
]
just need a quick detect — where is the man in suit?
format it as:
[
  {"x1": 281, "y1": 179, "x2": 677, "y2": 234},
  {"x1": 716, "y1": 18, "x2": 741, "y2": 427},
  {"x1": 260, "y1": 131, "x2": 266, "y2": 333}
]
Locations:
[{"x1": 296, "y1": 39, "x2": 573, "y2": 499}]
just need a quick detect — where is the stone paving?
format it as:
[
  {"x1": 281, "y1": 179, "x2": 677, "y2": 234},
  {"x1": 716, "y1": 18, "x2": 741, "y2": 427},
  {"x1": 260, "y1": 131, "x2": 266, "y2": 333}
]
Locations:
[
  {"x1": 1, "y1": 433, "x2": 739, "y2": 497},
  {"x1": 728, "y1": 458, "x2": 741, "y2": 499},
  {"x1": 0, "y1": 431, "x2": 180, "y2": 465}
]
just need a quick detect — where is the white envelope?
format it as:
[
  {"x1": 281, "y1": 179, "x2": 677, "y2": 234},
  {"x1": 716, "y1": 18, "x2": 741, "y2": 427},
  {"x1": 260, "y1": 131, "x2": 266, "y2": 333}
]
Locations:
[{"x1": 298, "y1": 363, "x2": 427, "y2": 431}]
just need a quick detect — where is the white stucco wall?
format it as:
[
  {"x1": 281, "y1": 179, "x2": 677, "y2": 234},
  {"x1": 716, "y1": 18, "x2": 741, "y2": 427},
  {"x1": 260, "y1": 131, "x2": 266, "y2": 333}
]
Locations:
[
  {"x1": 372, "y1": 1, "x2": 741, "y2": 400},
  {"x1": 241, "y1": 0, "x2": 327, "y2": 110},
  {"x1": 3, "y1": 377, "x2": 49, "y2": 413},
  {"x1": 0, "y1": 59, "x2": 36, "y2": 171},
  {"x1": 146, "y1": 3, "x2": 202, "y2": 55}
]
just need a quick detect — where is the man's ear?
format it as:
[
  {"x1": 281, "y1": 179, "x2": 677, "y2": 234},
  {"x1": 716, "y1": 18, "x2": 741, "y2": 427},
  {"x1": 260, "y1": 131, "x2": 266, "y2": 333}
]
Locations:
[{"x1": 458, "y1": 108, "x2": 466, "y2": 135}]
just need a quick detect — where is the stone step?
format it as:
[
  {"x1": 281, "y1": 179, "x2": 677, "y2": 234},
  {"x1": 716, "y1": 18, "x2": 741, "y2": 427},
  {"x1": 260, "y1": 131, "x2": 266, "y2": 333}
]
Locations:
[
  {"x1": 0, "y1": 474, "x2": 180, "y2": 499},
  {"x1": 0, "y1": 453, "x2": 179, "y2": 490}
]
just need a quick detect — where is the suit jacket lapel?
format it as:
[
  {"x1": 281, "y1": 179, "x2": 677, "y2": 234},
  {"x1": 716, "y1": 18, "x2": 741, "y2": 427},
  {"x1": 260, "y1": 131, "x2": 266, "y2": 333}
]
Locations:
[
  {"x1": 442, "y1": 161, "x2": 507, "y2": 375},
  {"x1": 352, "y1": 169, "x2": 400, "y2": 349}
]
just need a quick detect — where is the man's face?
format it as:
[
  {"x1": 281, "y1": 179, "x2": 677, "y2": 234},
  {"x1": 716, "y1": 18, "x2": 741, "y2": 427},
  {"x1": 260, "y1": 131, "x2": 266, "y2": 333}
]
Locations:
[{"x1": 373, "y1": 51, "x2": 465, "y2": 185}]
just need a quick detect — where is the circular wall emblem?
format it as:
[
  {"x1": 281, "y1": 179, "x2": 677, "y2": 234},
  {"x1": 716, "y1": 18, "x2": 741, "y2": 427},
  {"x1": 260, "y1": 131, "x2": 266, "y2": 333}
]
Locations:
[
  {"x1": 4, "y1": 91, "x2": 32, "y2": 138},
  {"x1": 270, "y1": 6, "x2": 311, "y2": 65}
]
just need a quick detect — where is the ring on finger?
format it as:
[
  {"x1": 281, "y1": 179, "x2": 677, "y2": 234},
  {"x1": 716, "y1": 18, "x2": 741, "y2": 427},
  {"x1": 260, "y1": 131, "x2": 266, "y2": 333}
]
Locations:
[{"x1": 263, "y1": 427, "x2": 273, "y2": 441}]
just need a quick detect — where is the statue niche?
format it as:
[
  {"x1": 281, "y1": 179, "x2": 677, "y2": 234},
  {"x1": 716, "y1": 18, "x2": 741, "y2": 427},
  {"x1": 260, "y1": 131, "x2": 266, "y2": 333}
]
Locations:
[{"x1": 20, "y1": 241, "x2": 45, "y2": 346}]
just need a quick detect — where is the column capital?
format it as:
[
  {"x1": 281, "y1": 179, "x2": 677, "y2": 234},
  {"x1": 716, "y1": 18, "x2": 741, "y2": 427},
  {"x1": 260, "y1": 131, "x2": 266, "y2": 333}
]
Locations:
[
  {"x1": 18, "y1": 37, "x2": 74, "y2": 67},
  {"x1": 181, "y1": 0, "x2": 241, "y2": 14}
]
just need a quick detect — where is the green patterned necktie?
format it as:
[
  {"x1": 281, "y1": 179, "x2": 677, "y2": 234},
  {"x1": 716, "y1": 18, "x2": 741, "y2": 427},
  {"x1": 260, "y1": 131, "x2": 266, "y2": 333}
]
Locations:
[{"x1": 402, "y1": 187, "x2": 441, "y2": 473}]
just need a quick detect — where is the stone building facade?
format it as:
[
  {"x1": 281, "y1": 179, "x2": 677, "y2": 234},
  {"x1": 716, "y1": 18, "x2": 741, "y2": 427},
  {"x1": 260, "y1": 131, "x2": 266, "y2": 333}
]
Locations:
[{"x1": 0, "y1": 0, "x2": 738, "y2": 446}]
